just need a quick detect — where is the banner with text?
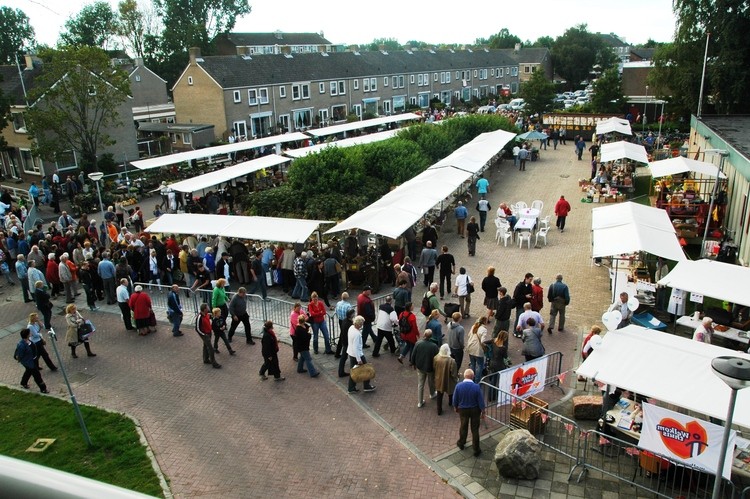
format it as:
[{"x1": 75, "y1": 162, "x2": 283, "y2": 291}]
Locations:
[
  {"x1": 494, "y1": 356, "x2": 548, "y2": 406},
  {"x1": 639, "y1": 402, "x2": 735, "y2": 479}
]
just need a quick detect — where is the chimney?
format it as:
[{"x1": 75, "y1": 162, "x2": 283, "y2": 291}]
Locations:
[
  {"x1": 24, "y1": 54, "x2": 34, "y2": 70},
  {"x1": 275, "y1": 30, "x2": 283, "y2": 40},
  {"x1": 189, "y1": 47, "x2": 201, "y2": 64},
  {"x1": 514, "y1": 43, "x2": 521, "y2": 52}
]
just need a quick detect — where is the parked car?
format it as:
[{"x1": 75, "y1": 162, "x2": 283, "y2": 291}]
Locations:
[
  {"x1": 563, "y1": 99, "x2": 577, "y2": 109},
  {"x1": 508, "y1": 98, "x2": 526, "y2": 111}
]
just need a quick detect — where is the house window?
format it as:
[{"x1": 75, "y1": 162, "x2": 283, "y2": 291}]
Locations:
[
  {"x1": 511, "y1": 67, "x2": 518, "y2": 76},
  {"x1": 259, "y1": 88, "x2": 269, "y2": 104},
  {"x1": 248, "y1": 89, "x2": 258, "y2": 105},
  {"x1": 182, "y1": 133, "x2": 192, "y2": 145},
  {"x1": 382, "y1": 100, "x2": 391, "y2": 114},
  {"x1": 433, "y1": 73, "x2": 438, "y2": 82},
  {"x1": 455, "y1": 71, "x2": 460, "y2": 79},
  {"x1": 291, "y1": 83, "x2": 310, "y2": 100},
  {"x1": 233, "y1": 90, "x2": 241, "y2": 103},
  {"x1": 170, "y1": 133, "x2": 177, "y2": 144},
  {"x1": 363, "y1": 78, "x2": 369, "y2": 92},
  {"x1": 524, "y1": 66, "x2": 531, "y2": 73},
  {"x1": 135, "y1": 75, "x2": 141, "y2": 82},
  {"x1": 353, "y1": 79, "x2": 359, "y2": 90},
  {"x1": 319, "y1": 82, "x2": 326, "y2": 94},
  {"x1": 292, "y1": 108, "x2": 312, "y2": 129},
  {"x1": 473, "y1": 70, "x2": 478, "y2": 78},
  {"x1": 318, "y1": 109, "x2": 329, "y2": 125},
  {"x1": 392, "y1": 95, "x2": 406, "y2": 112},
  {"x1": 417, "y1": 74, "x2": 424, "y2": 86},
  {"x1": 12, "y1": 113, "x2": 26, "y2": 133},
  {"x1": 338, "y1": 81, "x2": 346, "y2": 94},
  {"x1": 331, "y1": 104, "x2": 347, "y2": 121},
  {"x1": 398, "y1": 75, "x2": 404, "y2": 88},
  {"x1": 352, "y1": 104, "x2": 362, "y2": 118},
  {"x1": 187, "y1": 76, "x2": 193, "y2": 85},
  {"x1": 423, "y1": 73, "x2": 428, "y2": 85},
  {"x1": 409, "y1": 97, "x2": 417, "y2": 106},
  {"x1": 410, "y1": 75, "x2": 415, "y2": 84},
  {"x1": 19, "y1": 149, "x2": 41, "y2": 174},
  {"x1": 370, "y1": 77, "x2": 377, "y2": 91},
  {"x1": 330, "y1": 81, "x2": 338, "y2": 95},
  {"x1": 233, "y1": 120, "x2": 248, "y2": 139},
  {"x1": 499, "y1": 68, "x2": 504, "y2": 78},
  {"x1": 279, "y1": 86, "x2": 286, "y2": 98},
  {"x1": 384, "y1": 77, "x2": 389, "y2": 87},
  {"x1": 491, "y1": 69, "x2": 495, "y2": 76},
  {"x1": 88, "y1": 85, "x2": 97, "y2": 96},
  {"x1": 440, "y1": 72, "x2": 446, "y2": 84},
  {"x1": 392, "y1": 76, "x2": 397, "y2": 87}
]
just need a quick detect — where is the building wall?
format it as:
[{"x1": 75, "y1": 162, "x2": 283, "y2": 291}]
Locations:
[
  {"x1": 692, "y1": 117, "x2": 750, "y2": 266},
  {"x1": 173, "y1": 65, "x2": 228, "y2": 138},
  {"x1": 130, "y1": 66, "x2": 169, "y2": 109}
]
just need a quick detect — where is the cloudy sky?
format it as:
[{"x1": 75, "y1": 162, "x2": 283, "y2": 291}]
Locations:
[{"x1": 7, "y1": 0, "x2": 678, "y2": 49}]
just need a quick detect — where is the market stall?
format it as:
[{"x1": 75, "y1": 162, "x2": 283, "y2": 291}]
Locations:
[
  {"x1": 590, "y1": 141, "x2": 650, "y2": 201},
  {"x1": 595, "y1": 117, "x2": 633, "y2": 136},
  {"x1": 165, "y1": 154, "x2": 290, "y2": 193},
  {"x1": 283, "y1": 130, "x2": 399, "y2": 158},
  {"x1": 649, "y1": 156, "x2": 728, "y2": 242}
]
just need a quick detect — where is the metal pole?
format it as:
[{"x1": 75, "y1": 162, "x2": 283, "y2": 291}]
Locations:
[
  {"x1": 697, "y1": 32, "x2": 711, "y2": 118},
  {"x1": 657, "y1": 101, "x2": 665, "y2": 144},
  {"x1": 94, "y1": 180, "x2": 104, "y2": 222},
  {"x1": 712, "y1": 386, "x2": 736, "y2": 499},
  {"x1": 47, "y1": 328, "x2": 92, "y2": 446},
  {"x1": 701, "y1": 152, "x2": 727, "y2": 254}
]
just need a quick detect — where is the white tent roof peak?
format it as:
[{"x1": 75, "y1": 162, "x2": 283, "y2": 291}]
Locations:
[
  {"x1": 657, "y1": 259, "x2": 750, "y2": 308},
  {"x1": 600, "y1": 141, "x2": 649, "y2": 164},
  {"x1": 649, "y1": 156, "x2": 727, "y2": 179}
]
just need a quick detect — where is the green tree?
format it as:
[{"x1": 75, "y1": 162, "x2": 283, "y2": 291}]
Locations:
[
  {"x1": 552, "y1": 24, "x2": 616, "y2": 87},
  {"x1": 25, "y1": 46, "x2": 131, "y2": 173},
  {"x1": 59, "y1": 1, "x2": 119, "y2": 49},
  {"x1": 482, "y1": 28, "x2": 521, "y2": 49},
  {"x1": 520, "y1": 68, "x2": 555, "y2": 117},
  {"x1": 117, "y1": 0, "x2": 160, "y2": 59},
  {"x1": 366, "y1": 38, "x2": 401, "y2": 51},
  {"x1": 0, "y1": 7, "x2": 35, "y2": 64},
  {"x1": 650, "y1": 0, "x2": 750, "y2": 115},
  {"x1": 590, "y1": 68, "x2": 625, "y2": 113},
  {"x1": 530, "y1": 36, "x2": 554, "y2": 49}
]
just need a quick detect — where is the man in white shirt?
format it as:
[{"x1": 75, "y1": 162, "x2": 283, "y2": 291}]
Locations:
[
  {"x1": 608, "y1": 292, "x2": 632, "y2": 329},
  {"x1": 347, "y1": 315, "x2": 376, "y2": 394},
  {"x1": 116, "y1": 278, "x2": 135, "y2": 330},
  {"x1": 515, "y1": 302, "x2": 544, "y2": 336}
]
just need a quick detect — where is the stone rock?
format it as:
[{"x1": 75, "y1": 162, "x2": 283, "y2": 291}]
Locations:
[
  {"x1": 573, "y1": 395, "x2": 603, "y2": 420},
  {"x1": 494, "y1": 429, "x2": 542, "y2": 480}
]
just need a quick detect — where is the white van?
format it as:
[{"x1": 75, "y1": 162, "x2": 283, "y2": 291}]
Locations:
[{"x1": 508, "y1": 98, "x2": 526, "y2": 111}]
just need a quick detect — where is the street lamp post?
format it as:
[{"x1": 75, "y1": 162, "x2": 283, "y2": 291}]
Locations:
[
  {"x1": 643, "y1": 85, "x2": 649, "y2": 132},
  {"x1": 710, "y1": 356, "x2": 750, "y2": 499},
  {"x1": 700, "y1": 150, "x2": 729, "y2": 255},
  {"x1": 87, "y1": 171, "x2": 105, "y2": 222}
]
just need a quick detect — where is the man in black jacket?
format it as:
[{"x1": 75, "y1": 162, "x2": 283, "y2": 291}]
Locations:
[
  {"x1": 492, "y1": 287, "x2": 514, "y2": 337},
  {"x1": 412, "y1": 330, "x2": 440, "y2": 408},
  {"x1": 512, "y1": 273, "x2": 533, "y2": 337}
]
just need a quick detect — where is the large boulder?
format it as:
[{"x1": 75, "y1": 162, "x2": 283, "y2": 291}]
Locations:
[{"x1": 494, "y1": 429, "x2": 542, "y2": 480}]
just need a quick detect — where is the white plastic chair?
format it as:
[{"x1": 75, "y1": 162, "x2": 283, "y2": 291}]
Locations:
[
  {"x1": 518, "y1": 231, "x2": 532, "y2": 249},
  {"x1": 498, "y1": 226, "x2": 512, "y2": 247},
  {"x1": 515, "y1": 201, "x2": 528, "y2": 210},
  {"x1": 540, "y1": 215, "x2": 551, "y2": 230},
  {"x1": 531, "y1": 200, "x2": 544, "y2": 212},
  {"x1": 535, "y1": 227, "x2": 549, "y2": 246}
]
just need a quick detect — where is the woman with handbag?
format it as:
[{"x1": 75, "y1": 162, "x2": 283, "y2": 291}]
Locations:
[
  {"x1": 64, "y1": 303, "x2": 96, "y2": 358},
  {"x1": 466, "y1": 317, "x2": 490, "y2": 383},
  {"x1": 454, "y1": 267, "x2": 473, "y2": 319},
  {"x1": 28, "y1": 312, "x2": 57, "y2": 371},
  {"x1": 489, "y1": 330, "x2": 510, "y2": 373},
  {"x1": 521, "y1": 317, "x2": 545, "y2": 361}
]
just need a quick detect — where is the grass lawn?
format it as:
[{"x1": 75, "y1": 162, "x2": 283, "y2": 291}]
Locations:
[{"x1": 0, "y1": 386, "x2": 163, "y2": 497}]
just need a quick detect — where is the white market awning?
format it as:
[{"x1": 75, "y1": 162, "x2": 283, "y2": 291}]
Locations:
[
  {"x1": 131, "y1": 133, "x2": 308, "y2": 170},
  {"x1": 600, "y1": 141, "x2": 649, "y2": 164},
  {"x1": 167, "y1": 154, "x2": 290, "y2": 193},
  {"x1": 595, "y1": 117, "x2": 632, "y2": 136},
  {"x1": 145, "y1": 214, "x2": 333, "y2": 244},
  {"x1": 649, "y1": 156, "x2": 727, "y2": 179},
  {"x1": 283, "y1": 130, "x2": 400, "y2": 158},
  {"x1": 591, "y1": 202, "x2": 686, "y2": 261},
  {"x1": 306, "y1": 113, "x2": 420, "y2": 137},
  {"x1": 577, "y1": 325, "x2": 750, "y2": 428},
  {"x1": 429, "y1": 129, "x2": 517, "y2": 174},
  {"x1": 657, "y1": 259, "x2": 750, "y2": 308}
]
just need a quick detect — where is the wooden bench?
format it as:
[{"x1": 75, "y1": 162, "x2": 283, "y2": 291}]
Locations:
[{"x1": 573, "y1": 395, "x2": 602, "y2": 420}]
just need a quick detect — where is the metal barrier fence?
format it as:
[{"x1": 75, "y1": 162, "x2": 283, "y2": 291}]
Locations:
[
  {"x1": 136, "y1": 283, "x2": 341, "y2": 346},
  {"x1": 480, "y1": 366, "x2": 742, "y2": 498}
]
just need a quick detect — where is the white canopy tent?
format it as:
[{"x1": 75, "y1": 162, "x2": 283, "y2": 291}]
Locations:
[
  {"x1": 145, "y1": 214, "x2": 332, "y2": 244},
  {"x1": 591, "y1": 202, "x2": 686, "y2": 261},
  {"x1": 600, "y1": 141, "x2": 649, "y2": 164},
  {"x1": 595, "y1": 117, "x2": 633, "y2": 136},
  {"x1": 657, "y1": 259, "x2": 750, "y2": 308},
  {"x1": 325, "y1": 128, "x2": 515, "y2": 238},
  {"x1": 130, "y1": 133, "x2": 308, "y2": 170},
  {"x1": 283, "y1": 130, "x2": 400, "y2": 158},
  {"x1": 577, "y1": 325, "x2": 750, "y2": 428},
  {"x1": 649, "y1": 156, "x2": 727, "y2": 179},
  {"x1": 305, "y1": 113, "x2": 420, "y2": 137},
  {"x1": 166, "y1": 154, "x2": 290, "y2": 193}
]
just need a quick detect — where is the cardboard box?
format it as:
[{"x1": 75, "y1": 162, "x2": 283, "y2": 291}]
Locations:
[
  {"x1": 604, "y1": 196, "x2": 616, "y2": 203},
  {"x1": 510, "y1": 395, "x2": 549, "y2": 434}
]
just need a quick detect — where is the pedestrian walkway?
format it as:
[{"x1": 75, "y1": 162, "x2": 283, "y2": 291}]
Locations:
[{"x1": 0, "y1": 142, "x2": 620, "y2": 498}]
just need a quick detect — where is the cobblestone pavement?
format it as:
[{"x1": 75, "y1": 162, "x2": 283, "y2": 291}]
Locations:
[{"x1": 0, "y1": 142, "x2": 631, "y2": 497}]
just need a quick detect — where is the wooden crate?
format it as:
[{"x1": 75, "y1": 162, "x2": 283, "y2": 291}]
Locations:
[{"x1": 510, "y1": 395, "x2": 549, "y2": 434}]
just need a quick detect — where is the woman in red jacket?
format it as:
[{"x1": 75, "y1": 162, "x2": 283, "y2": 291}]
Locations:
[
  {"x1": 308, "y1": 292, "x2": 333, "y2": 354},
  {"x1": 128, "y1": 285, "x2": 154, "y2": 336},
  {"x1": 397, "y1": 301, "x2": 420, "y2": 365},
  {"x1": 45, "y1": 253, "x2": 61, "y2": 298},
  {"x1": 554, "y1": 195, "x2": 571, "y2": 232}
]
